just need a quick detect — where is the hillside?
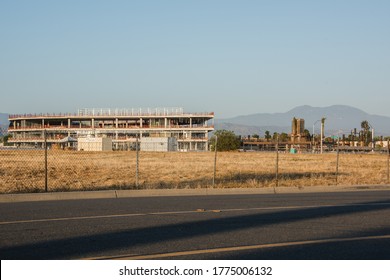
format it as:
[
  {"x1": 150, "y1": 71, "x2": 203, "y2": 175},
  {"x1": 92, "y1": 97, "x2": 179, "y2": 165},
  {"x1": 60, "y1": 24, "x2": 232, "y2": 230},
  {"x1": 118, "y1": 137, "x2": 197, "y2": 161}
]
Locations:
[{"x1": 216, "y1": 105, "x2": 390, "y2": 137}]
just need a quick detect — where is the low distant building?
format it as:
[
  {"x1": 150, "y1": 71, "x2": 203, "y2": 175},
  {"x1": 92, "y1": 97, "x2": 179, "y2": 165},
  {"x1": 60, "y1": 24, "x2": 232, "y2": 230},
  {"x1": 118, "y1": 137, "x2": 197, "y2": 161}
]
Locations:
[{"x1": 78, "y1": 137, "x2": 112, "y2": 151}]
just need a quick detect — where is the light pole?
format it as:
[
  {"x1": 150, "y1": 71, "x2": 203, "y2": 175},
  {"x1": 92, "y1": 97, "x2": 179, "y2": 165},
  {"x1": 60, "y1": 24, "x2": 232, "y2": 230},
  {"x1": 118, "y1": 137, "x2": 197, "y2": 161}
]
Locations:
[{"x1": 367, "y1": 121, "x2": 375, "y2": 152}]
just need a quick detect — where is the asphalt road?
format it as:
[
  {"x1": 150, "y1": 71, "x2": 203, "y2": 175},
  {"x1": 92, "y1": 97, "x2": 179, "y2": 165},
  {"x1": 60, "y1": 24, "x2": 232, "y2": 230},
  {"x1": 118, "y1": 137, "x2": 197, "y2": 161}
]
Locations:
[{"x1": 1, "y1": 190, "x2": 390, "y2": 259}]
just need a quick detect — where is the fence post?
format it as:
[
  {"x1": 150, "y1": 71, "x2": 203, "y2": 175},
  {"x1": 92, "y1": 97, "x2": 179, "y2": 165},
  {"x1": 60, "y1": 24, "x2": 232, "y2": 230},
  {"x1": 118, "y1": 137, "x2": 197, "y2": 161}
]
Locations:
[
  {"x1": 275, "y1": 136, "x2": 279, "y2": 190},
  {"x1": 213, "y1": 136, "x2": 218, "y2": 188},
  {"x1": 335, "y1": 140, "x2": 340, "y2": 185},
  {"x1": 44, "y1": 130, "x2": 48, "y2": 192},
  {"x1": 136, "y1": 134, "x2": 139, "y2": 188},
  {"x1": 387, "y1": 140, "x2": 389, "y2": 185}
]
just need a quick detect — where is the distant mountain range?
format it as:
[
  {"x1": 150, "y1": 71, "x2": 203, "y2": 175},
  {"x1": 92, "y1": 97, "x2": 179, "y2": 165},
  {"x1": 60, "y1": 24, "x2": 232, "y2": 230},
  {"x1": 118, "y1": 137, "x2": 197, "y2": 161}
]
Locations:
[{"x1": 216, "y1": 105, "x2": 390, "y2": 137}]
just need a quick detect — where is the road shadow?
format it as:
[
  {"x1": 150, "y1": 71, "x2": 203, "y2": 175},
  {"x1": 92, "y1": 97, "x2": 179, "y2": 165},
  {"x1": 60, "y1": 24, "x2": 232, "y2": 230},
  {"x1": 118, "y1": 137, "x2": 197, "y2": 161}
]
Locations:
[{"x1": 207, "y1": 227, "x2": 390, "y2": 260}]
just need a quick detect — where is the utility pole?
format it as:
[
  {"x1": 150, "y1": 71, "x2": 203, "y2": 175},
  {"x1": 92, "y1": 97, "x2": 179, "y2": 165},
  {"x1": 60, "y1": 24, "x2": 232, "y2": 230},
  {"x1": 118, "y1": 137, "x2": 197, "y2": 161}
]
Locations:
[
  {"x1": 366, "y1": 121, "x2": 375, "y2": 152},
  {"x1": 321, "y1": 117, "x2": 326, "y2": 154}
]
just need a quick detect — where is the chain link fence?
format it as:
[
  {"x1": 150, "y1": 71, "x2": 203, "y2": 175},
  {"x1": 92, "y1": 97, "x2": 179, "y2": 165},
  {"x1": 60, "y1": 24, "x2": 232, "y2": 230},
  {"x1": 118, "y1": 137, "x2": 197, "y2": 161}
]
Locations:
[{"x1": 1, "y1": 136, "x2": 389, "y2": 194}]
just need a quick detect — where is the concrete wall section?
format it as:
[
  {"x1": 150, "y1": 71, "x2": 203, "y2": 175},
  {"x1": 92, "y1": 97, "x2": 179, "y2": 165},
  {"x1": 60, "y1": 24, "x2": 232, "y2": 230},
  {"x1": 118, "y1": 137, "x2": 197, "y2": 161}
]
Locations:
[{"x1": 78, "y1": 137, "x2": 112, "y2": 151}]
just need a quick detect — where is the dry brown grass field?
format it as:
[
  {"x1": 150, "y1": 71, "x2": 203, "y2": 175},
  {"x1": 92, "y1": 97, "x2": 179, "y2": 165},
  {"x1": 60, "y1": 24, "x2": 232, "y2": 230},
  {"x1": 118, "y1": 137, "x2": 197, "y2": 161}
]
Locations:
[{"x1": 0, "y1": 149, "x2": 389, "y2": 193}]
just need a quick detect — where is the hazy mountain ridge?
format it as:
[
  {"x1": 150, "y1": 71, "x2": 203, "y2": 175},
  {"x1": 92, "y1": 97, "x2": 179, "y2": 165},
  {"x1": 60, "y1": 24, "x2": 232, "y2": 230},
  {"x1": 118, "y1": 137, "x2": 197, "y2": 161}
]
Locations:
[{"x1": 216, "y1": 105, "x2": 390, "y2": 136}]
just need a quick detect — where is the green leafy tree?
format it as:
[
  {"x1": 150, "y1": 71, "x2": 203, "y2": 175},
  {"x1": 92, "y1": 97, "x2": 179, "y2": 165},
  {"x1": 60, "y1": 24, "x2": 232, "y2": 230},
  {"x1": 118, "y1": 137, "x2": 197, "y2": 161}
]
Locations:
[
  {"x1": 0, "y1": 134, "x2": 10, "y2": 146},
  {"x1": 279, "y1": 132, "x2": 289, "y2": 142},
  {"x1": 264, "y1": 131, "x2": 271, "y2": 142},
  {"x1": 210, "y1": 130, "x2": 241, "y2": 151},
  {"x1": 304, "y1": 129, "x2": 311, "y2": 141}
]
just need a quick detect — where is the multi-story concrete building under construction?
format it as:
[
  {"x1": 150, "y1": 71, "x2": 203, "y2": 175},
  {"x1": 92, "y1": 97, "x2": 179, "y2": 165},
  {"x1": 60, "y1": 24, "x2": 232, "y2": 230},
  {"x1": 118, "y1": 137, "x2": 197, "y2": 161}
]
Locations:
[{"x1": 8, "y1": 108, "x2": 214, "y2": 151}]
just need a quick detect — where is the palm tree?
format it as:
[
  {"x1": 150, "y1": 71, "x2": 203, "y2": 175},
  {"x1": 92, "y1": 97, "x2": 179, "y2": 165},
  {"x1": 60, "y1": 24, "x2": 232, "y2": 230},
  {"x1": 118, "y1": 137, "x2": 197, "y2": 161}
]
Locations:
[
  {"x1": 361, "y1": 120, "x2": 371, "y2": 145},
  {"x1": 265, "y1": 131, "x2": 271, "y2": 142},
  {"x1": 361, "y1": 120, "x2": 370, "y2": 131}
]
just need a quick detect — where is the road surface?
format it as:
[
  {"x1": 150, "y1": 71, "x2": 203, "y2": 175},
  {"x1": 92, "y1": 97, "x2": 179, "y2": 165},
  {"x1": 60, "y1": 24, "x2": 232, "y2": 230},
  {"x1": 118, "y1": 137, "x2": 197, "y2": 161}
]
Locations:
[{"x1": 1, "y1": 190, "x2": 390, "y2": 259}]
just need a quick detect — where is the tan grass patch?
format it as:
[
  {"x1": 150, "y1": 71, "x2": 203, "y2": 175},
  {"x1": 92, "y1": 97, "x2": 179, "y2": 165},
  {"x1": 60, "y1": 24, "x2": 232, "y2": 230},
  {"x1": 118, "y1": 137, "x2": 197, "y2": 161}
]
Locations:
[{"x1": 0, "y1": 150, "x2": 389, "y2": 193}]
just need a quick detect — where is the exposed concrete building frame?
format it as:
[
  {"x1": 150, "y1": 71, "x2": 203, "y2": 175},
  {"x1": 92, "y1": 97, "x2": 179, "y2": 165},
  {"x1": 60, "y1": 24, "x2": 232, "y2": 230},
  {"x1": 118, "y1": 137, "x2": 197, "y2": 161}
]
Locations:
[
  {"x1": 8, "y1": 108, "x2": 214, "y2": 151},
  {"x1": 291, "y1": 117, "x2": 306, "y2": 143}
]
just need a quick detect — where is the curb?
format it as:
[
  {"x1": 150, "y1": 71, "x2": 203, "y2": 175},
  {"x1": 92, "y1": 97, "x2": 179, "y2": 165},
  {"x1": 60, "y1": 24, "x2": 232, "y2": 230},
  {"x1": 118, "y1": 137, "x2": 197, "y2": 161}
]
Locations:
[{"x1": 0, "y1": 185, "x2": 389, "y2": 203}]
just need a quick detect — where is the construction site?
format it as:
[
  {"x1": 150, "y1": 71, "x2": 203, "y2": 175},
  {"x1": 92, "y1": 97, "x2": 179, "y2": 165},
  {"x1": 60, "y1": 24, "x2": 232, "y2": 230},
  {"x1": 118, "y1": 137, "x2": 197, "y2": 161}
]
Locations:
[
  {"x1": 242, "y1": 117, "x2": 389, "y2": 153},
  {"x1": 2, "y1": 114, "x2": 390, "y2": 194},
  {"x1": 7, "y1": 108, "x2": 214, "y2": 152},
  {"x1": 242, "y1": 117, "x2": 316, "y2": 153}
]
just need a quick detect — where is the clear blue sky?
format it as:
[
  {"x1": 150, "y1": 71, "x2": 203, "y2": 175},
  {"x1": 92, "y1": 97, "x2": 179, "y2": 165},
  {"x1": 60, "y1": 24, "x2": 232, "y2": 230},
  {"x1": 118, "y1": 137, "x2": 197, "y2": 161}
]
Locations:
[{"x1": 1, "y1": 0, "x2": 389, "y2": 118}]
